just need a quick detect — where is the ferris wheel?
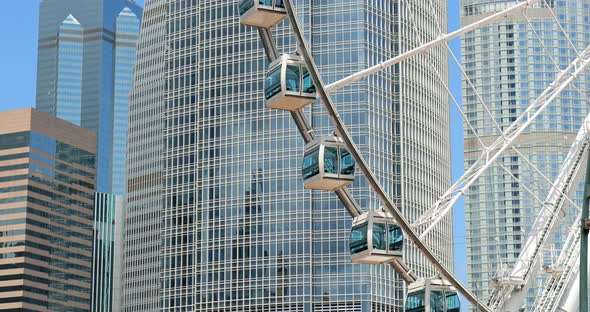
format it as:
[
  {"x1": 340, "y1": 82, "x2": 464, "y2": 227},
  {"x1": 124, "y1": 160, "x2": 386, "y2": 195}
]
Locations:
[{"x1": 237, "y1": 0, "x2": 590, "y2": 311}]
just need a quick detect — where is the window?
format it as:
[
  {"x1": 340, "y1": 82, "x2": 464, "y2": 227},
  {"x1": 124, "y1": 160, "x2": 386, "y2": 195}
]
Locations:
[
  {"x1": 323, "y1": 146, "x2": 338, "y2": 174},
  {"x1": 430, "y1": 290, "x2": 444, "y2": 312},
  {"x1": 238, "y1": 0, "x2": 254, "y2": 15},
  {"x1": 301, "y1": 66, "x2": 315, "y2": 93},
  {"x1": 340, "y1": 148, "x2": 354, "y2": 175},
  {"x1": 350, "y1": 223, "x2": 368, "y2": 254},
  {"x1": 446, "y1": 292, "x2": 460, "y2": 312},
  {"x1": 0, "y1": 132, "x2": 29, "y2": 150},
  {"x1": 265, "y1": 67, "x2": 282, "y2": 99},
  {"x1": 388, "y1": 224, "x2": 403, "y2": 251},
  {"x1": 372, "y1": 222, "x2": 387, "y2": 250},
  {"x1": 406, "y1": 290, "x2": 425, "y2": 312},
  {"x1": 285, "y1": 65, "x2": 300, "y2": 92},
  {"x1": 302, "y1": 147, "x2": 320, "y2": 179}
]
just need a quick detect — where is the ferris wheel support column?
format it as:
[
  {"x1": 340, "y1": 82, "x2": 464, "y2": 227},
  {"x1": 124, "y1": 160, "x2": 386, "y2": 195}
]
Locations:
[
  {"x1": 581, "y1": 147, "x2": 590, "y2": 312},
  {"x1": 561, "y1": 273, "x2": 580, "y2": 312},
  {"x1": 281, "y1": 0, "x2": 490, "y2": 310}
]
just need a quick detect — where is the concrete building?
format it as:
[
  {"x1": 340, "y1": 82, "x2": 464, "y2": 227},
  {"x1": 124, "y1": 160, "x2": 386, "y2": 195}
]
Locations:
[
  {"x1": 0, "y1": 108, "x2": 96, "y2": 311},
  {"x1": 461, "y1": 0, "x2": 590, "y2": 308},
  {"x1": 124, "y1": 1, "x2": 451, "y2": 311},
  {"x1": 35, "y1": 1, "x2": 142, "y2": 310}
]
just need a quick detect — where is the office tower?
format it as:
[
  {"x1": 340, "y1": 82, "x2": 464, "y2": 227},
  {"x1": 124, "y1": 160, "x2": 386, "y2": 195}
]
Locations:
[
  {"x1": 124, "y1": 1, "x2": 451, "y2": 311},
  {"x1": 93, "y1": 193, "x2": 126, "y2": 311},
  {"x1": 123, "y1": 0, "x2": 166, "y2": 310},
  {"x1": 35, "y1": 1, "x2": 142, "y2": 311},
  {"x1": 36, "y1": 0, "x2": 142, "y2": 194},
  {"x1": 0, "y1": 108, "x2": 96, "y2": 311},
  {"x1": 461, "y1": 1, "x2": 590, "y2": 308}
]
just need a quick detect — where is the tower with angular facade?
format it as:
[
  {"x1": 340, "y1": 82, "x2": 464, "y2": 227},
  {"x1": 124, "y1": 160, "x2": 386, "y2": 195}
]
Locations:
[
  {"x1": 461, "y1": 1, "x2": 590, "y2": 309},
  {"x1": 124, "y1": 1, "x2": 451, "y2": 311},
  {"x1": 0, "y1": 108, "x2": 96, "y2": 311},
  {"x1": 35, "y1": 1, "x2": 142, "y2": 311}
]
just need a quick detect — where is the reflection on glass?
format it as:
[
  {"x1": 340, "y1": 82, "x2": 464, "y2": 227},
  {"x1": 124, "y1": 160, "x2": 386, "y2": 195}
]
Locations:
[
  {"x1": 260, "y1": 0, "x2": 273, "y2": 6},
  {"x1": 0, "y1": 132, "x2": 30, "y2": 150},
  {"x1": 405, "y1": 290, "x2": 426, "y2": 312},
  {"x1": 265, "y1": 67, "x2": 282, "y2": 100},
  {"x1": 372, "y1": 223, "x2": 387, "y2": 250},
  {"x1": 388, "y1": 223, "x2": 403, "y2": 251},
  {"x1": 238, "y1": 0, "x2": 254, "y2": 14},
  {"x1": 302, "y1": 67, "x2": 316, "y2": 93},
  {"x1": 302, "y1": 148, "x2": 320, "y2": 179},
  {"x1": 446, "y1": 292, "x2": 460, "y2": 312},
  {"x1": 323, "y1": 147, "x2": 338, "y2": 174},
  {"x1": 340, "y1": 148, "x2": 354, "y2": 175},
  {"x1": 430, "y1": 290, "x2": 445, "y2": 312},
  {"x1": 350, "y1": 223, "x2": 368, "y2": 254},
  {"x1": 285, "y1": 65, "x2": 300, "y2": 92},
  {"x1": 275, "y1": 0, "x2": 285, "y2": 8}
]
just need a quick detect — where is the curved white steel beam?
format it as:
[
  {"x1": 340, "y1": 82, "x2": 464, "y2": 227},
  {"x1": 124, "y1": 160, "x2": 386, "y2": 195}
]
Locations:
[
  {"x1": 282, "y1": 0, "x2": 490, "y2": 310},
  {"x1": 254, "y1": 23, "x2": 417, "y2": 284}
]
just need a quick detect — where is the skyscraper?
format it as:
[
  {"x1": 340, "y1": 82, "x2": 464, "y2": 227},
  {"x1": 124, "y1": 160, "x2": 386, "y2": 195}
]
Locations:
[
  {"x1": 124, "y1": 1, "x2": 451, "y2": 311},
  {"x1": 35, "y1": 1, "x2": 142, "y2": 311},
  {"x1": 461, "y1": 1, "x2": 590, "y2": 308},
  {"x1": 36, "y1": 0, "x2": 142, "y2": 194},
  {"x1": 0, "y1": 108, "x2": 96, "y2": 311}
]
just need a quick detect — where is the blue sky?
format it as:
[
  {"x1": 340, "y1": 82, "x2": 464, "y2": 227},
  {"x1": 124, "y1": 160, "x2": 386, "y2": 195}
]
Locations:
[
  {"x1": 0, "y1": 0, "x2": 468, "y2": 306},
  {"x1": 447, "y1": 0, "x2": 469, "y2": 308}
]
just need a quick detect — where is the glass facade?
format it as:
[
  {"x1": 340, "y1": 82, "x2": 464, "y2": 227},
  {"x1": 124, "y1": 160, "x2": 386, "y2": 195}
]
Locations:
[
  {"x1": 125, "y1": 0, "x2": 451, "y2": 311},
  {"x1": 35, "y1": 1, "x2": 142, "y2": 311},
  {"x1": 92, "y1": 193, "x2": 125, "y2": 312},
  {"x1": 123, "y1": 0, "x2": 167, "y2": 310},
  {"x1": 0, "y1": 109, "x2": 96, "y2": 311},
  {"x1": 36, "y1": 0, "x2": 142, "y2": 194},
  {"x1": 56, "y1": 14, "x2": 83, "y2": 126},
  {"x1": 461, "y1": 1, "x2": 590, "y2": 309}
]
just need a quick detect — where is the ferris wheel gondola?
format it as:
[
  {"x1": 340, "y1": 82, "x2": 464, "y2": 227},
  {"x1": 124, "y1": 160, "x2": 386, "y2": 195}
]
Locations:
[
  {"x1": 301, "y1": 136, "x2": 355, "y2": 191},
  {"x1": 350, "y1": 209, "x2": 403, "y2": 264},
  {"x1": 265, "y1": 54, "x2": 317, "y2": 111},
  {"x1": 405, "y1": 278, "x2": 460, "y2": 312},
  {"x1": 238, "y1": 0, "x2": 286, "y2": 28}
]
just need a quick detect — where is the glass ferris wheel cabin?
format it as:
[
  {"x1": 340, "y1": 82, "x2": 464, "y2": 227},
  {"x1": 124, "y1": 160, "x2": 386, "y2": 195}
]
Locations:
[
  {"x1": 265, "y1": 54, "x2": 317, "y2": 111},
  {"x1": 405, "y1": 278, "x2": 460, "y2": 312},
  {"x1": 349, "y1": 210, "x2": 403, "y2": 264},
  {"x1": 301, "y1": 136, "x2": 355, "y2": 191},
  {"x1": 238, "y1": 0, "x2": 286, "y2": 28}
]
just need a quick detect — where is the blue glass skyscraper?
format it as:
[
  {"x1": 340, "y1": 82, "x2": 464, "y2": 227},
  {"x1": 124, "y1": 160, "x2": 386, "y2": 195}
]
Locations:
[
  {"x1": 36, "y1": 1, "x2": 142, "y2": 311},
  {"x1": 125, "y1": 1, "x2": 452, "y2": 312},
  {"x1": 37, "y1": 0, "x2": 142, "y2": 195}
]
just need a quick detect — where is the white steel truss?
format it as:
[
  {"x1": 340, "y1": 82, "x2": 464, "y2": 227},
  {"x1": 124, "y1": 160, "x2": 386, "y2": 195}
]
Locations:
[
  {"x1": 531, "y1": 215, "x2": 581, "y2": 312},
  {"x1": 485, "y1": 113, "x2": 590, "y2": 311},
  {"x1": 416, "y1": 45, "x2": 590, "y2": 239}
]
